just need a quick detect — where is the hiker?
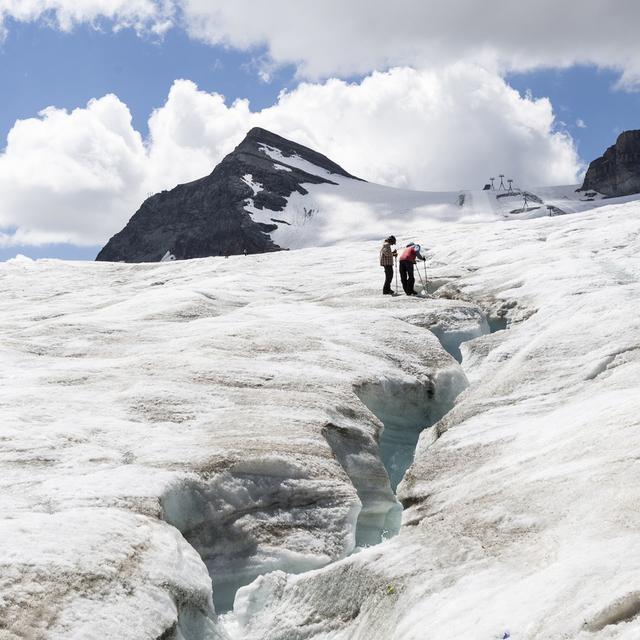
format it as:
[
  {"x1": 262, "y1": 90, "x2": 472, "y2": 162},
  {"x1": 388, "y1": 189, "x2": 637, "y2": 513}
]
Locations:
[
  {"x1": 398, "y1": 242, "x2": 426, "y2": 295},
  {"x1": 379, "y1": 235, "x2": 397, "y2": 295}
]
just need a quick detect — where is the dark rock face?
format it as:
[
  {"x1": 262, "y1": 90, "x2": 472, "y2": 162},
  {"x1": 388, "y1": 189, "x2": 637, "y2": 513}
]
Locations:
[
  {"x1": 580, "y1": 130, "x2": 640, "y2": 197},
  {"x1": 96, "y1": 128, "x2": 361, "y2": 262}
]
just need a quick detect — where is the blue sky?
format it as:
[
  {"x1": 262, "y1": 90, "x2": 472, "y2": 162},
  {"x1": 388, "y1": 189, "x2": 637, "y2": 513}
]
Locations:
[
  {"x1": 1, "y1": 4, "x2": 640, "y2": 261},
  {"x1": 507, "y1": 66, "x2": 640, "y2": 165},
  {"x1": 0, "y1": 20, "x2": 294, "y2": 142}
]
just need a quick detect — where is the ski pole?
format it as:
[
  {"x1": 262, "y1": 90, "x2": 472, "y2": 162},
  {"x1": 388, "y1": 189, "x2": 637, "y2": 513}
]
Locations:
[
  {"x1": 394, "y1": 255, "x2": 398, "y2": 295},
  {"x1": 423, "y1": 261, "x2": 428, "y2": 295},
  {"x1": 415, "y1": 262, "x2": 427, "y2": 295}
]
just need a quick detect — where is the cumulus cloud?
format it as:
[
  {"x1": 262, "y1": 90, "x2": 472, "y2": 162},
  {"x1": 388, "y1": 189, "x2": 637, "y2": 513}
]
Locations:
[
  {"x1": 0, "y1": 65, "x2": 580, "y2": 248},
  {"x1": 180, "y1": 0, "x2": 640, "y2": 87},
  {"x1": 145, "y1": 83, "x2": 252, "y2": 191},
  {"x1": 148, "y1": 67, "x2": 581, "y2": 193},
  {"x1": 258, "y1": 66, "x2": 580, "y2": 189},
  {"x1": 0, "y1": 95, "x2": 147, "y2": 246}
]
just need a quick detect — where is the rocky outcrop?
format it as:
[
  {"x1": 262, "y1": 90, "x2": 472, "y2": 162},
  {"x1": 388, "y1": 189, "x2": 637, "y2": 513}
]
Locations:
[
  {"x1": 96, "y1": 128, "x2": 361, "y2": 262},
  {"x1": 580, "y1": 129, "x2": 640, "y2": 197}
]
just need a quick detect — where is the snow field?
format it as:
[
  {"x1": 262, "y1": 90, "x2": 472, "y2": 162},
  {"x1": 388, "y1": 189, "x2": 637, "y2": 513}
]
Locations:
[
  {"x1": 3, "y1": 195, "x2": 640, "y2": 639},
  {"x1": 245, "y1": 142, "x2": 640, "y2": 254},
  {"x1": 0, "y1": 245, "x2": 469, "y2": 637},
  {"x1": 228, "y1": 202, "x2": 640, "y2": 639}
]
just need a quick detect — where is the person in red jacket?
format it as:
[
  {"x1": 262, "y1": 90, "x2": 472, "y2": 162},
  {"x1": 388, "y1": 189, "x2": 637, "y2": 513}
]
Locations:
[{"x1": 398, "y1": 242, "x2": 426, "y2": 295}]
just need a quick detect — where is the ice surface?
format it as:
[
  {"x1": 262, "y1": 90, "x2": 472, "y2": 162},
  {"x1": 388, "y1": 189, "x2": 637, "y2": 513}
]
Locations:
[
  {"x1": 223, "y1": 202, "x2": 640, "y2": 639},
  {"x1": 0, "y1": 245, "x2": 467, "y2": 636},
  {"x1": 3, "y1": 191, "x2": 640, "y2": 638},
  {"x1": 0, "y1": 509, "x2": 220, "y2": 639}
]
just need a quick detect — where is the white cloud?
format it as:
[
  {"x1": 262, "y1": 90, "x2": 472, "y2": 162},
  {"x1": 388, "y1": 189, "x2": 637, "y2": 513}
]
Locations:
[
  {"x1": 3, "y1": 2, "x2": 640, "y2": 88},
  {"x1": 0, "y1": 95, "x2": 147, "y2": 246},
  {"x1": 0, "y1": 65, "x2": 580, "y2": 248},
  {"x1": 576, "y1": 118, "x2": 587, "y2": 129},
  {"x1": 257, "y1": 66, "x2": 580, "y2": 190},
  {"x1": 146, "y1": 67, "x2": 581, "y2": 193},
  {"x1": 145, "y1": 81, "x2": 252, "y2": 191},
  {"x1": 179, "y1": 0, "x2": 640, "y2": 87}
]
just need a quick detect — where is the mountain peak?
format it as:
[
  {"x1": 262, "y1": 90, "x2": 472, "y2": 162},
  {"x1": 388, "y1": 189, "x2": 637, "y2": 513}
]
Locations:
[
  {"x1": 581, "y1": 128, "x2": 640, "y2": 196},
  {"x1": 231, "y1": 127, "x2": 361, "y2": 181},
  {"x1": 244, "y1": 126, "x2": 286, "y2": 143},
  {"x1": 96, "y1": 128, "x2": 361, "y2": 262}
]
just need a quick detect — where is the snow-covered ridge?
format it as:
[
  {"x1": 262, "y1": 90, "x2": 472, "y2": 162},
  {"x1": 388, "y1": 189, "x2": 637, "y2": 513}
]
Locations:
[
  {"x1": 259, "y1": 143, "x2": 339, "y2": 181},
  {"x1": 247, "y1": 138, "x2": 640, "y2": 252}
]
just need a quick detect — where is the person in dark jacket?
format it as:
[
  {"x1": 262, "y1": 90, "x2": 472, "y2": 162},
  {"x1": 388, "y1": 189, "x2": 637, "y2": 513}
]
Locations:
[
  {"x1": 398, "y1": 242, "x2": 426, "y2": 295},
  {"x1": 379, "y1": 235, "x2": 397, "y2": 295}
]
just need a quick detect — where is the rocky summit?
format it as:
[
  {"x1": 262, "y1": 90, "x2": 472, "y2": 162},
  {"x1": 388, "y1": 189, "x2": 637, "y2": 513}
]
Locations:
[
  {"x1": 580, "y1": 129, "x2": 640, "y2": 197},
  {"x1": 96, "y1": 128, "x2": 361, "y2": 262}
]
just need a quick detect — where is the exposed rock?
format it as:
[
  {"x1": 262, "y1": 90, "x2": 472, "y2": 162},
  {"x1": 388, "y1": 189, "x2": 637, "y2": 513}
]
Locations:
[
  {"x1": 546, "y1": 205, "x2": 567, "y2": 216},
  {"x1": 96, "y1": 128, "x2": 361, "y2": 262},
  {"x1": 580, "y1": 129, "x2": 640, "y2": 196}
]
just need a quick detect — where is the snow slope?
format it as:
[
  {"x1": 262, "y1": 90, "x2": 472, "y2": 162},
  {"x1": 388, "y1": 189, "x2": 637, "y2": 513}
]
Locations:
[
  {"x1": 241, "y1": 142, "x2": 640, "y2": 250},
  {"x1": 2, "y1": 199, "x2": 640, "y2": 639}
]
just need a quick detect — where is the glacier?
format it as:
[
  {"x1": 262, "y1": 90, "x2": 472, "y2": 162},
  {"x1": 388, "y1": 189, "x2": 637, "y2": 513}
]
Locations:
[
  {"x1": 227, "y1": 203, "x2": 640, "y2": 640},
  {"x1": 2, "y1": 195, "x2": 640, "y2": 638}
]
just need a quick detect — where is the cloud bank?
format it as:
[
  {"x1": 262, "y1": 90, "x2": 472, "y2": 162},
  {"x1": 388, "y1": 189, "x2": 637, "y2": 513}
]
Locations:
[
  {"x1": 3, "y1": 1, "x2": 640, "y2": 87},
  {"x1": 0, "y1": 65, "x2": 580, "y2": 248},
  {"x1": 178, "y1": 0, "x2": 640, "y2": 89}
]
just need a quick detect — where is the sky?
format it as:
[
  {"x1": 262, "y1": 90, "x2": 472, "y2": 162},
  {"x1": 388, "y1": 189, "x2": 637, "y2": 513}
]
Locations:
[{"x1": 1, "y1": 1, "x2": 640, "y2": 261}]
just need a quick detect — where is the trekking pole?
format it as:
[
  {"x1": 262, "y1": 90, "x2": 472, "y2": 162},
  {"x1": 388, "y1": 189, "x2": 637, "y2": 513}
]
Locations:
[
  {"x1": 415, "y1": 262, "x2": 427, "y2": 296},
  {"x1": 394, "y1": 255, "x2": 398, "y2": 295},
  {"x1": 423, "y1": 261, "x2": 428, "y2": 296}
]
